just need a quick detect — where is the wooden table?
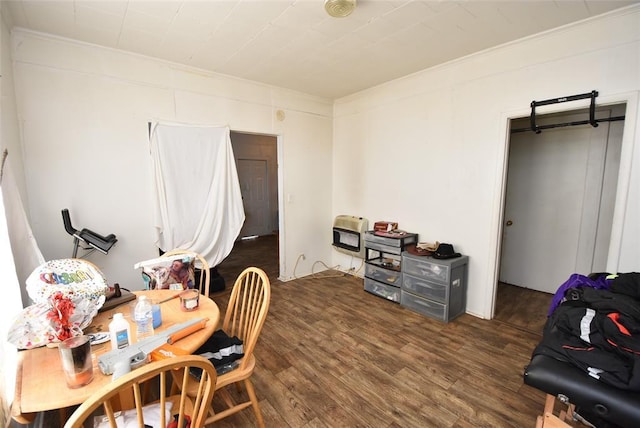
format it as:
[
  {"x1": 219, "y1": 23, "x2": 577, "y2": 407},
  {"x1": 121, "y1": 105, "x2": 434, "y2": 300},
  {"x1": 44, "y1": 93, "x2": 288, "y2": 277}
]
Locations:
[{"x1": 11, "y1": 289, "x2": 219, "y2": 424}]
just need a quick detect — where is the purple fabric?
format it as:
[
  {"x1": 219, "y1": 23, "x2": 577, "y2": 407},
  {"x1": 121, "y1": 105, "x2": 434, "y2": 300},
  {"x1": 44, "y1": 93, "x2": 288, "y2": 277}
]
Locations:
[{"x1": 547, "y1": 273, "x2": 611, "y2": 316}]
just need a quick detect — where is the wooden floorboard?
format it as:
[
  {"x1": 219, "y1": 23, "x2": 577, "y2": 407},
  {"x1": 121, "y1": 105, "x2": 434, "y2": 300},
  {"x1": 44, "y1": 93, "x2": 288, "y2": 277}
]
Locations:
[
  {"x1": 493, "y1": 282, "x2": 552, "y2": 335},
  {"x1": 206, "y1": 235, "x2": 551, "y2": 427},
  {"x1": 38, "y1": 234, "x2": 552, "y2": 427}
]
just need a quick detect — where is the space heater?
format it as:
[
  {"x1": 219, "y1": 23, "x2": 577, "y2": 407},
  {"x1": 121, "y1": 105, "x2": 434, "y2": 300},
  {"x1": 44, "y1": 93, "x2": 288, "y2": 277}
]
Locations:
[{"x1": 332, "y1": 215, "x2": 368, "y2": 258}]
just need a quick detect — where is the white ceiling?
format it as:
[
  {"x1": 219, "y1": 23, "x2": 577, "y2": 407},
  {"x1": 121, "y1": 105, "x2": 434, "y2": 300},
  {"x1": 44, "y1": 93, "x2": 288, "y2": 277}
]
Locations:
[{"x1": 3, "y1": 0, "x2": 638, "y2": 99}]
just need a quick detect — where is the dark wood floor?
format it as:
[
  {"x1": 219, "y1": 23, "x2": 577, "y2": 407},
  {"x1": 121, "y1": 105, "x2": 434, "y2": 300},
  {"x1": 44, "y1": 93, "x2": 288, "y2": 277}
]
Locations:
[
  {"x1": 207, "y1": 235, "x2": 554, "y2": 427},
  {"x1": 33, "y1": 235, "x2": 557, "y2": 427},
  {"x1": 494, "y1": 282, "x2": 552, "y2": 336},
  {"x1": 213, "y1": 234, "x2": 280, "y2": 291}
]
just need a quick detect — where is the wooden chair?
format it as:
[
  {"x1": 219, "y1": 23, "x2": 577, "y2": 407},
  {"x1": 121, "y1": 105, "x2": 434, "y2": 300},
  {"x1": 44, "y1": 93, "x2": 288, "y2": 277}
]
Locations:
[
  {"x1": 174, "y1": 267, "x2": 271, "y2": 427},
  {"x1": 162, "y1": 249, "x2": 210, "y2": 297},
  {"x1": 63, "y1": 355, "x2": 217, "y2": 428},
  {"x1": 208, "y1": 266, "x2": 271, "y2": 427}
]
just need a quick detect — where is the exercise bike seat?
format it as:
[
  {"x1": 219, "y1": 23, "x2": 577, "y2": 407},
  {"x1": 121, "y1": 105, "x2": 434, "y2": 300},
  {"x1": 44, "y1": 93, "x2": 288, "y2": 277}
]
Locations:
[
  {"x1": 62, "y1": 209, "x2": 117, "y2": 256},
  {"x1": 76, "y1": 228, "x2": 117, "y2": 253}
]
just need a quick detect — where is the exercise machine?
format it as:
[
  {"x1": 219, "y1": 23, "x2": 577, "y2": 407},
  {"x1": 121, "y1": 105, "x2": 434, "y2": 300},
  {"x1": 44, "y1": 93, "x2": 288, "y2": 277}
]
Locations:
[{"x1": 62, "y1": 208, "x2": 117, "y2": 258}]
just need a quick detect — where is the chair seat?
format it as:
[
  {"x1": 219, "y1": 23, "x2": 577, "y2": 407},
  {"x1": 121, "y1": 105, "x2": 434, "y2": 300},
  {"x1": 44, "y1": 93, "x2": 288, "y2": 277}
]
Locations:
[
  {"x1": 215, "y1": 355, "x2": 255, "y2": 389},
  {"x1": 175, "y1": 355, "x2": 256, "y2": 397}
]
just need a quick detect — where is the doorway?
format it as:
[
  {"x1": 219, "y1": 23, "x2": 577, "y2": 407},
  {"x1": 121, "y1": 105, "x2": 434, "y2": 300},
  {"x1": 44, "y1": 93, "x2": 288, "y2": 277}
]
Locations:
[
  {"x1": 494, "y1": 104, "x2": 626, "y2": 327},
  {"x1": 227, "y1": 131, "x2": 280, "y2": 279}
]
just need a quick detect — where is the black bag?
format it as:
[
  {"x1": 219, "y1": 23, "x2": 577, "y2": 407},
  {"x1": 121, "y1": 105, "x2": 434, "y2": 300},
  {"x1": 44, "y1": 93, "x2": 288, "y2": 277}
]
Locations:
[{"x1": 190, "y1": 329, "x2": 243, "y2": 378}]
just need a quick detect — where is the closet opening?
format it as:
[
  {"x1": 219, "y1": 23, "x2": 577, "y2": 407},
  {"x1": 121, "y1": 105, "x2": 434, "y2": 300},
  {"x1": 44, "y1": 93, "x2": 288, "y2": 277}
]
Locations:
[{"x1": 493, "y1": 102, "x2": 626, "y2": 332}]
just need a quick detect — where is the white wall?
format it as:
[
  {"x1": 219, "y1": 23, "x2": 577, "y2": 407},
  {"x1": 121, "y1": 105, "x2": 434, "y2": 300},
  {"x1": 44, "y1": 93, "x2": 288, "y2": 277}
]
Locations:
[
  {"x1": 11, "y1": 30, "x2": 334, "y2": 289},
  {"x1": 0, "y1": 10, "x2": 26, "y2": 203},
  {"x1": 333, "y1": 6, "x2": 640, "y2": 318},
  {"x1": 9, "y1": 7, "x2": 640, "y2": 321}
]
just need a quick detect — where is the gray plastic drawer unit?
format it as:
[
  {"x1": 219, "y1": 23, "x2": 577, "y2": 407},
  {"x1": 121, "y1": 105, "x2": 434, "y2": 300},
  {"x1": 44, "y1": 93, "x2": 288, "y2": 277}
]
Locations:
[
  {"x1": 400, "y1": 292, "x2": 448, "y2": 321},
  {"x1": 365, "y1": 263, "x2": 402, "y2": 287},
  {"x1": 402, "y1": 274, "x2": 447, "y2": 303},
  {"x1": 363, "y1": 231, "x2": 417, "y2": 248},
  {"x1": 364, "y1": 277, "x2": 401, "y2": 302},
  {"x1": 401, "y1": 252, "x2": 469, "y2": 323},
  {"x1": 363, "y1": 231, "x2": 417, "y2": 302}
]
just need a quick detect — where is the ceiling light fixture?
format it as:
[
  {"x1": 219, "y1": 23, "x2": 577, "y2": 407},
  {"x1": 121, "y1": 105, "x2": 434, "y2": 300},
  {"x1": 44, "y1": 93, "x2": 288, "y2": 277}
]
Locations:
[{"x1": 324, "y1": 0, "x2": 356, "y2": 18}]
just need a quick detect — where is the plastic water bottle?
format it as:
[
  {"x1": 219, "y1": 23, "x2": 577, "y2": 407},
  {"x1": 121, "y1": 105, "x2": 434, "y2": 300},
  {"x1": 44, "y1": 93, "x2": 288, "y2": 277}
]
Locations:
[{"x1": 134, "y1": 295, "x2": 154, "y2": 341}]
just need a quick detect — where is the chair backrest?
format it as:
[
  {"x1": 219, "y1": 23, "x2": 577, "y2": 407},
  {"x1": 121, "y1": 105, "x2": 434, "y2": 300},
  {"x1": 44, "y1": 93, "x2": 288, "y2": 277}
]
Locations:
[
  {"x1": 162, "y1": 250, "x2": 210, "y2": 297},
  {"x1": 223, "y1": 267, "x2": 271, "y2": 369},
  {"x1": 64, "y1": 355, "x2": 217, "y2": 428}
]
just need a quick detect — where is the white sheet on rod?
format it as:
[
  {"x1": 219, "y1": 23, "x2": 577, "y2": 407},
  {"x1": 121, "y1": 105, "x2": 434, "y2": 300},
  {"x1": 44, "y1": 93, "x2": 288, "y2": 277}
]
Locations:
[
  {"x1": 0, "y1": 157, "x2": 45, "y2": 307},
  {"x1": 150, "y1": 122, "x2": 245, "y2": 268}
]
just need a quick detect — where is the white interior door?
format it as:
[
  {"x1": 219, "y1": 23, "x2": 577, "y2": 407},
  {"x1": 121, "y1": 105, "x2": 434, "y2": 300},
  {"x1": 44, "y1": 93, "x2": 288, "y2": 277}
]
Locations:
[
  {"x1": 237, "y1": 159, "x2": 270, "y2": 238},
  {"x1": 500, "y1": 111, "x2": 616, "y2": 293}
]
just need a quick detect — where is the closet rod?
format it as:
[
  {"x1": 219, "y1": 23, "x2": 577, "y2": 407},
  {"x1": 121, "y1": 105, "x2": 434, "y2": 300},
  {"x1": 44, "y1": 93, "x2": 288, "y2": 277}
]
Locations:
[{"x1": 511, "y1": 115, "x2": 625, "y2": 134}]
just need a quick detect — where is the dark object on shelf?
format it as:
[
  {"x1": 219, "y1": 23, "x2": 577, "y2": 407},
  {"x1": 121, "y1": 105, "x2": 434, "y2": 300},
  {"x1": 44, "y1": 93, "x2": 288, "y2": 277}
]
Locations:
[
  {"x1": 432, "y1": 243, "x2": 461, "y2": 259},
  {"x1": 61, "y1": 208, "x2": 117, "y2": 258}
]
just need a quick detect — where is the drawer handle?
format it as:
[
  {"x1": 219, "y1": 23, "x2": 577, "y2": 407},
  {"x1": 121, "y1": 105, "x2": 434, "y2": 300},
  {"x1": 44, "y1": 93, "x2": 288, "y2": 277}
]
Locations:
[
  {"x1": 420, "y1": 270, "x2": 438, "y2": 276},
  {"x1": 408, "y1": 282, "x2": 437, "y2": 290},
  {"x1": 415, "y1": 299, "x2": 437, "y2": 308}
]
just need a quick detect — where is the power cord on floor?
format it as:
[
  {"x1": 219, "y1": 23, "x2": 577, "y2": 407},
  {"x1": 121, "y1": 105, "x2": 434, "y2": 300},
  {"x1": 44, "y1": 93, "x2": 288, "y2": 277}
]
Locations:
[
  {"x1": 292, "y1": 253, "x2": 306, "y2": 280},
  {"x1": 312, "y1": 261, "x2": 348, "y2": 278},
  {"x1": 347, "y1": 258, "x2": 364, "y2": 276},
  {"x1": 292, "y1": 252, "x2": 365, "y2": 280}
]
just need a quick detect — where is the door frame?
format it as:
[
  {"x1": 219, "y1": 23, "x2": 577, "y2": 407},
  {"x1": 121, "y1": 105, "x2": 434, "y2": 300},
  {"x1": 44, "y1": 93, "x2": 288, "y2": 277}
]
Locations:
[
  {"x1": 499, "y1": 106, "x2": 621, "y2": 292},
  {"x1": 488, "y1": 91, "x2": 639, "y2": 319},
  {"x1": 229, "y1": 129, "x2": 284, "y2": 281}
]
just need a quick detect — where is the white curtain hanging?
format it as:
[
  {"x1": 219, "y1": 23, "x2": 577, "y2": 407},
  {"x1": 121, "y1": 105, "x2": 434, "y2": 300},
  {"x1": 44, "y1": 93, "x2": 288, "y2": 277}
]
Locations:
[
  {"x1": 1, "y1": 152, "x2": 45, "y2": 416},
  {"x1": 0, "y1": 154, "x2": 45, "y2": 306},
  {"x1": 150, "y1": 123, "x2": 245, "y2": 268}
]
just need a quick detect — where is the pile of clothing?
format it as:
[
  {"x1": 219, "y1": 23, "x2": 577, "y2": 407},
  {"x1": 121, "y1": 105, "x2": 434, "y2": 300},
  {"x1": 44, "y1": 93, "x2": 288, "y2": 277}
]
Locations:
[{"x1": 533, "y1": 272, "x2": 640, "y2": 391}]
